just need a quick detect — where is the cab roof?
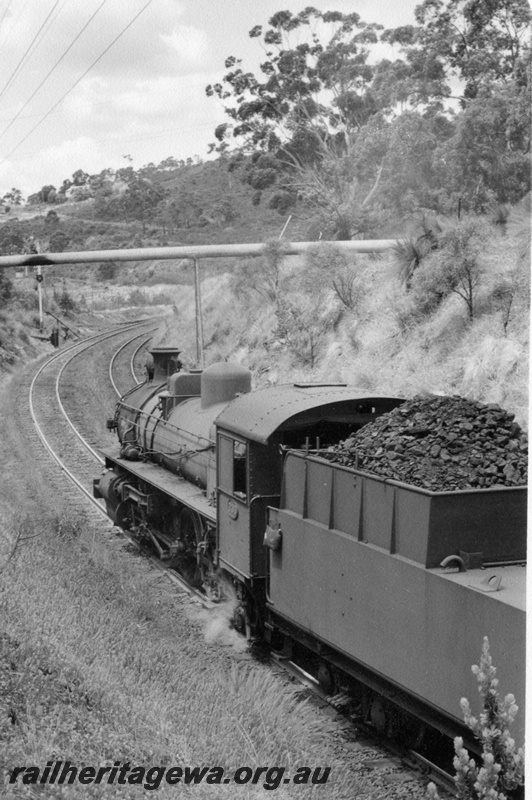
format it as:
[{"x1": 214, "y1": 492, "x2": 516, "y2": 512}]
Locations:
[{"x1": 215, "y1": 383, "x2": 404, "y2": 444}]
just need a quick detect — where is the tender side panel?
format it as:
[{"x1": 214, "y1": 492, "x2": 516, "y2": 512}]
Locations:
[
  {"x1": 268, "y1": 509, "x2": 525, "y2": 740},
  {"x1": 281, "y1": 453, "x2": 527, "y2": 567},
  {"x1": 282, "y1": 454, "x2": 432, "y2": 561}
]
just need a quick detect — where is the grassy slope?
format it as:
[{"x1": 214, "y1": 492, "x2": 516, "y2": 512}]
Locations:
[
  {"x1": 156, "y1": 220, "x2": 529, "y2": 429},
  {"x1": 0, "y1": 365, "x2": 372, "y2": 799},
  {"x1": 0, "y1": 185, "x2": 527, "y2": 798}
]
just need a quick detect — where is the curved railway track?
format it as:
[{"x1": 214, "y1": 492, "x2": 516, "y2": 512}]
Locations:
[
  {"x1": 29, "y1": 322, "x2": 153, "y2": 515},
  {"x1": 26, "y1": 326, "x2": 454, "y2": 798},
  {"x1": 30, "y1": 322, "x2": 215, "y2": 603},
  {"x1": 109, "y1": 330, "x2": 156, "y2": 397}
]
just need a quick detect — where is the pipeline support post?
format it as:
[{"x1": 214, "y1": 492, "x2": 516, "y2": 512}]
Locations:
[
  {"x1": 193, "y1": 257, "x2": 204, "y2": 369},
  {"x1": 36, "y1": 265, "x2": 44, "y2": 332}
]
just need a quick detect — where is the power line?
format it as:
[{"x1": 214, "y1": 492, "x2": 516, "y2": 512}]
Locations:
[
  {"x1": 0, "y1": 0, "x2": 63, "y2": 103},
  {"x1": 0, "y1": 0, "x2": 14, "y2": 50},
  {"x1": 2, "y1": 121, "x2": 216, "y2": 161},
  {"x1": 0, "y1": 0, "x2": 111, "y2": 140},
  {"x1": 0, "y1": 0, "x2": 69, "y2": 96},
  {"x1": 0, "y1": 0, "x2": 154, "y2": 166},
  {"x1": 0, "y1": 0, "x2": 36, "y2": 52}
]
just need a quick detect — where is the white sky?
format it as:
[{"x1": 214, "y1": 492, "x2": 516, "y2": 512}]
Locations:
[{"x1": 0, "y1": 0, "x2": 417, "y2": 197}]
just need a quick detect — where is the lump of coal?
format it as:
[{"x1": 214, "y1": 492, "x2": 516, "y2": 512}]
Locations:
[{"x1": 322, "y1": 395, "x2": 528, "y2": 491}]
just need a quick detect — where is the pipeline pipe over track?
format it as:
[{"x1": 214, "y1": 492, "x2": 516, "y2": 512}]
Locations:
[
  {"x1": 1, "y1": 239, "x2": 398, "y2": 368},
  {"x1": 0, "y1": 239, "x2": 397, "y2": 269}
]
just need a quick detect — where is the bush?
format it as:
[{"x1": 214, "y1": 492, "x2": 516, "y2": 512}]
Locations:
[
  {"x1": 0, "y1": 270, "x2": 13, "y2": 306},
  {"x1": 56, "y1": 286, "x2": 77, "y2": 315},
  {"x1": 411, "y1": 219, "x2": 488, "y2": 320},
  {"x1": 427, "y1": 638, "x2": 524, "y2": 800},
  {"x1": 97, "y1": 261, "x2": 117, "y2": 282}
]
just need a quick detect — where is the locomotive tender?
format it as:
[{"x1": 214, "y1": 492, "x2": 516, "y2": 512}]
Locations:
[{"x1": 94, "y1": 347, "x2": 526, "y2": 747}]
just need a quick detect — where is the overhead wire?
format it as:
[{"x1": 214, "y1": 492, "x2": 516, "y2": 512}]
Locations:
[
  {"x1": 0, "y1": 0, "x2": 69, "y2": 91},
  {"x1": 0, "y1": 0, "x2": 111, "y2": 140},
  {"x1": 0, "y1": 0, "x2": 13, "y2": 49},
  {"x1": 0, "y1": 0, "x2": 63, "y2": 103},
  {"x1": 0, "y1": 0, "x2": 154, "y2": 167},
  {"x1": 0, "y1": 0, "x2": 35, "y2": 52}
]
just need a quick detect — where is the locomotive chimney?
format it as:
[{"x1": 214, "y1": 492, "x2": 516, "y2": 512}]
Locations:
[{"x1": 148, "y1": 347, "x2": 182, "y2": 382}]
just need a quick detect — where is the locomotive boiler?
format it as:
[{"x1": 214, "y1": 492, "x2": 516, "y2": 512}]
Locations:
[{"x1": 94, "y1": 347, "x2": 526, "y2": 751}]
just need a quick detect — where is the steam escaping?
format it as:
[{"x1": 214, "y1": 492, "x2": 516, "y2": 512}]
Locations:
[{"x1": 186, "y1": 578, "x2": 249, "y2": 653}]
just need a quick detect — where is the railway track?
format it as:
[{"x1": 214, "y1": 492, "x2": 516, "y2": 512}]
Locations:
[
  {"x1": 30, "y1": 322, "x2": 214, "y2": 604},
  {"x1": 109, "y1": 330, "x2": 156, "y2": 397},
  {"x1": 26, "y1": 325, "x2": 454, "y2": 798}
]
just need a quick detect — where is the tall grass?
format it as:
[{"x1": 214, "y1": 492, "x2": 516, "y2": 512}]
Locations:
[{"x1": 0, "y1": 512, "x2": 364, "y2": 798}]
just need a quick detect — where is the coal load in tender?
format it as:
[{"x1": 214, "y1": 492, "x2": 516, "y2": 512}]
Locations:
[{"x1": 323, "y1": 396, "x2": 528, "y2": 491}]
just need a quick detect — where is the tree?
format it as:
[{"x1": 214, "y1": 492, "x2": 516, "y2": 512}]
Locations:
[
  {"x1": 207, "y1": 9, "x2": 389, "y2": 238},
  {"x1": 207, "y1": 2, "x2": 531, "y2": 230},
  {"x1": 72, "y1": 169, "x2": 89, "y2": 186},
  {"x1": 120, "y1": 177, "x2": 166, "y2": 232},
  {"x1": 383, "y1": 0, "x2": 531, "y2": 105},
  {"x1": 48, "y1": 231, "x2": 70, "y2": 252},
  {"x1": 0, "y1": 226, "x2": 25, "y2": 254},
  {"x1": 37, "y1": 185, "x2": 56, "y2": 203},
  {"x1": 2, "y1": 188, "x2": 22, "y2": 206},
  {"x1": 44, "y1": 210, "x2": 60, "y2": 227},
  {"x1": 434, "y1": 81, "x2": 531, "y2": 209},
  {"x1": 158, "y1": 156, "x2": 179, "y2": 170},
  {"x1": 58, "y1": 179, "x2": 72, "y2": 196}
]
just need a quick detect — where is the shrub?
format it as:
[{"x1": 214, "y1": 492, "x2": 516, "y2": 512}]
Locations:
[
  {"x1": 56, "y1": 286, "x2": 77, "y2": 315},
  {"x1": 97, "y1": 261, "x2": 117, "y2": 282},
  {"x1": 411, "y1": 219, "x2": 488, "y2": 320},
  {"x1": 427, "y1": 637, "x2": 524, "y2": 800},
  {"x1": 302, "y1": 242, "x2": 364, "y2": 312},
  {"x1": 276, "y1": 293, "x2": 338, "y2": 368},
  {"x1": 0, "y1": 269, "x2": 13, "y2": 306}
]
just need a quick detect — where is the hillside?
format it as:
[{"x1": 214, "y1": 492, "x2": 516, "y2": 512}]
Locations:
[
  {"x1": 0, "y1": 160, "x2": 528, "y2": 428},
  {"x1": 146, "y1": 216, "x2": 528, "y2": 428}
]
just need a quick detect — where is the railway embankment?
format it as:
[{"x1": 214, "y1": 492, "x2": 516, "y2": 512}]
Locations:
[{"x1": 0, "y1": 329, "x2": 436, "y2": 799}]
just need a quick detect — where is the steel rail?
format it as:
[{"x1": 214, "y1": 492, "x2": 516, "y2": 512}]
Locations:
[
  {"x1": 0, "y1": 239, "x2": 398, "y2": 270},
  {"x1": 29, "y1": 323, "x2": 153, "y2": 503},
  {"x1": 29, "y1": 324, "x2": 210, "y2": 601},
  {"x1": 130, "y1": 335, "x2": 152, "y2": 383},
  {"x1": 269, "y1": 652, "x2": 455, "y2": 795},
  {"x1": 108, "y1": 329, "x2": 157, "y2": 397},
  {"x1": 55, "y1": 324, "x2": 157, "y2": 464}
]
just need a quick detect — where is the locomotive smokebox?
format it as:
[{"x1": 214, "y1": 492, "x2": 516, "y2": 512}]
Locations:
[
  {"x1": 148, "y1": 347, "x2": 182, "y2": 382},
  {"x1": 201, "y1": 362, "x2": 251, "y2": 409}
]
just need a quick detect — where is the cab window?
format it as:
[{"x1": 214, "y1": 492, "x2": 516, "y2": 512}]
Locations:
[{"x1": 219, "y1": 435, "x2": 248, "y2": 501}]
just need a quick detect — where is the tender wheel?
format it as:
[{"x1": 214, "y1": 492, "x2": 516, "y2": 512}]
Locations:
[
  {"x1": 370, "y1": 698, "x2": 389, "y2": 733},
  {"x1": 317, "y1": 661, "x2": 336, "y2": 696}
]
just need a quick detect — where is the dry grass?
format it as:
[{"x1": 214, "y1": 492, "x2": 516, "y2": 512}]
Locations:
[
  {"x1": 152, "y1": 219, "x2": 529, "y2": 428},
  {"x1": 0, "y1": 509, "x2": 365, "y2": 799}
]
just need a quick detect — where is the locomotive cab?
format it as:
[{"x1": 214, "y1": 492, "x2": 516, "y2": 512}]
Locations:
[{"x1": 214, "y1": 386, "x2": 404, "y2": 585}]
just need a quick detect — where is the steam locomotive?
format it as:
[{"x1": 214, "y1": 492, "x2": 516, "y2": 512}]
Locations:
[{"x1": 94, "y1": 347, "x2": 526, "y2": 750}]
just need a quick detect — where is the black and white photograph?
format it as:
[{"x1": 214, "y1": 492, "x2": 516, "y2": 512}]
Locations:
[{"x1": 0, "y1": 1, "x2": 528, "y2": 798}]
